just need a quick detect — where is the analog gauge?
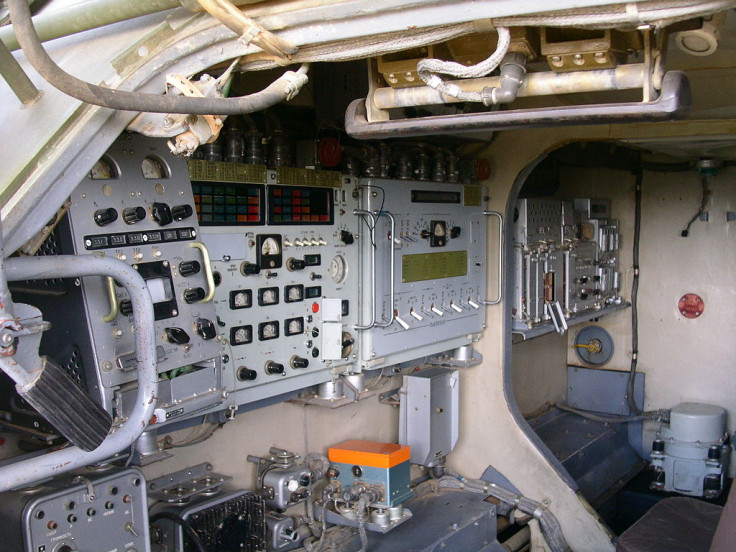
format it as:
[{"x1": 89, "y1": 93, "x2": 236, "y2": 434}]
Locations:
[
  {"x1": 258, "y1": 321, "x2": 279, "y2": 341},
  {"x1": 141, "y1": 156, "x2": 168, "y2": 179},
  {"x1": 285, "y1": 317, "x2": 304, "y2": 336},
  {"x1": 285, "y1": 284, "x2": 304, "y2": 303},
  {"x1": 256, "y1": 234, "x2": 283, "y2": 269},
  {"x1": 258, "y1": 287, "x2": 279, "y2": 306},
  {"x1": 329, "y1": 255, "x2": 347, "y2": 284},
  {"x1": 261, "y1": 237, "x2": 280, "y2": 256},
  {"x1": 229, "y1": 289, "x2": 252, "y2": 310},
  {"x1": 230, "y1": 325, "x2": 252, "y2": 346},
  {"x1": 89, "y1": 156, "x2": 117, "y2": 180}
]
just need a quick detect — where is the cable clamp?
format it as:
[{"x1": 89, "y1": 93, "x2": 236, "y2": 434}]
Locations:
[
  {"x1": 239, "y1": 23, "x2": 263, "y2": 47},
  {"x1": 426, "y1": 74, "x2": 444, "y2": 90},
  {"x1": 445, "y1": 83, "x2": 462, "y2": 98},
  {"x1": 532, "y1": 504, "x2": 548, "y2": 519},
  {"x1": 282, "y1": 71, "x2": 309, "y2": 100}
]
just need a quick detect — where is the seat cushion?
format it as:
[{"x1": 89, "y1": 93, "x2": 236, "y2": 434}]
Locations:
[{"x1": 617, "y1": 497, "x2": 723, "y2": 552}]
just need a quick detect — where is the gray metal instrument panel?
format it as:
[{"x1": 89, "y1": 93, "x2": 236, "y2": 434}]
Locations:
[
  {"x1": 357, "y1": 179, "x2": 488, "y2": 370},
  {"x1": 197, "y1": 172, "x2": 361, "y2": 405},
  {"x1": 65, "y1": 135, "x2": 224, "y2": 422},
  {"x1": 0, "y1": 468, "x2": 149, "y2": 552}
]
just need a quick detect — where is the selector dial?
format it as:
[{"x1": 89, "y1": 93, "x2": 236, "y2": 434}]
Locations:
[
  {"x1": 329, "y1": 255, "x2": 347, "y2": 284},
  {"x1": 94, "y1": 208, "x2": 118, "y2": 226},
  {"x1": 122, "y1": 206, "x2": 146, "y2": 225}
]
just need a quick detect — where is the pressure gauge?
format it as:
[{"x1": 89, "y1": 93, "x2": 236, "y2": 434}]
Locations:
[
  {"x1": 230, "y1": 325, "x2": 253, "y2": 346},
  {"x1": 141, "y1": 156, "x2": 168, "y2": 179},
  {"x1": 258, "y1": 321, "x2": 279, "y2": 341},
  {"x1": 256, "y1": 234, "x2": 283, "y2": 269},
  {"x1": 258, "y1": 287, "x2": 279, "y2": 306},
  {"x1": 285, "y1": 317, "x2": 304, "y2": 336},
  {"x1": 329, "y1": 255, "x2": 347, "y2": 284},
  {"x1": 89, "y1": 156, "x2": 118, "y2": 179},
  {"x1": 229, "y1": 289, "x2": 252, "y2": 310},
  {"x1": 285, "y1": 284, "x2": 304, "y2": 303}
]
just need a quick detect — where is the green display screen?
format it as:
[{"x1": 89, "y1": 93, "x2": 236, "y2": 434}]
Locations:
[{"x1": 402, "y1": 251, "x2": 467, "y2": 283}]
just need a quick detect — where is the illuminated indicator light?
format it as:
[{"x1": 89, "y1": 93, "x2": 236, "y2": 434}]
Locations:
[{"x1": 312, "y1": 302, "x2": 320, "y2": 313}]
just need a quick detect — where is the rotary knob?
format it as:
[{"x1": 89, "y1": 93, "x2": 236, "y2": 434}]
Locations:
[
  {"x1": 171, "y1": 204, "x2": 194, "y2": 221},
  {"x1": 291, "y1": 356, "x2": 309, "y2": 369},
  {"x1": 151, "y1": 202, "x2": 173, "y2": 226},
  {"x1": 93, "y1": 208, "x2": 118, "y2": 226},
  {"x1": 265, "y1": 361, "x2": 285, "y2": 375},
  {"x1": 122, "y1": 206, "x2": 146, "y2": 225}
]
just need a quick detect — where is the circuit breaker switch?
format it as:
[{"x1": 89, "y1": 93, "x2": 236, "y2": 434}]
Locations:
[
  {"x1": 395, "y1": 314, "x2": 410, "y2": 330},
  {"x1": 468, "y1": 299, "x2": 480, "y2": 309},
  {"x1": 450, "y1": 302, "x2": 462, "y2": 313},
  {"x1": 431, "y1": 305, "x2": 444, "y2": 316},
  {"x1": 410, "y1": 308, "x2": 423, "y2": 321}
]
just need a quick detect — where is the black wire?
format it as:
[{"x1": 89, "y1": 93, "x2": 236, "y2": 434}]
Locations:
[
  {"x1": 149, "y1": 511, "x2": 207, "y2": 552},
  {"x1": 627, "y1": 169, "x2": 642, "y2": 416},
  {"x1": 680, "y1": 175, "x2": 709, "y2": 237}
]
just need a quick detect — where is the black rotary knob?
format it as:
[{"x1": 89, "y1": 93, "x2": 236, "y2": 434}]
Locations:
[
  {"x1": 122, "y1": 206, "x2": 146, "y2": 225},
  {"x1": 165, "y1": 327, "x2": 190, "y2": 345},
  {"x1": 287, "y1": 258, "x2": 306, "y2": 271},
  {"x1": 240, "y1": 262, "x2": 260, "y2": 276},
  {"x1": 171, "y1": 204, "x2": 194, "y2": 221},
  {"x1": 94, "y1": 208, "x2": 118, "y2": 226},
  {"x1": 265, "y1": 361, "x2": 284, "y2": 375},
  {"x1": 237, "y1": 367, "x2": 257, "y2": 381},
  {"x1": 195, "y1": 318, "x2": 217, "y2": 340},
  {"x1": 151, "y1": 202, "x2": 173, "y2": 226},
  {"x1": 179, "y1": 260, "x2": 201, "y2": 277},
  {"x1": 183, "y1": 287, "x2": 206, "y2": 304},
  {"x1": 291, "y1": 357, "x2": 309, "y2": 369}
]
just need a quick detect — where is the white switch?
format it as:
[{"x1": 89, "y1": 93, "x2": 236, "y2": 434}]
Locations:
[
  {"x1": 450, "y1": 302, "x2": 462, "y2": 313},
  {"x1": 410, "y1": 309, "x2": 423, "y2": 321},
  {"x1": 468, "y1": 299, "x2": 480, "y2": 309},
  {"x1": 395, "y1": 315, "x2": 410, "y2": 330},
  {"x1": 431, "y1": 305, "x2": 444, "y2": 316}
]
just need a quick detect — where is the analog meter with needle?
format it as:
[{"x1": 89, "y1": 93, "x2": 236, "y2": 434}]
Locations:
[
  {"x1": 256, "y1": 234, "x2": 283, "y2": 269},
  {"x1": 141, "y1": 155, "x2": 169, "y2": 179},
  {"x1": 89, "y1": 156, "x2": 118, "y2": 179}
]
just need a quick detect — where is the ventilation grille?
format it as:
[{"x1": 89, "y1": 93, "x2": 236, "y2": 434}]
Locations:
[{"x1": 186, "y1": 493, "x2": 266, "y2": 552}]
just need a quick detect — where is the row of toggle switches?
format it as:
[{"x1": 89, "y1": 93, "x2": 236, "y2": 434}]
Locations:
[{"x1": 393, "y1": 299, "x2": 481, "y2": 329}]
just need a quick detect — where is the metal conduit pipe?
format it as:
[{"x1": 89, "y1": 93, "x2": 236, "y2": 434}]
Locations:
[
  {"x1": 373, "y1": 63, "x2": 648, "y2": 110},
  {"x1": 480, "y1": 51, "x2": 526, "y2": 106},
  {"x1": 8, "y1": 0, "x2": 309, "y2": 115},
  {"x1": 0, "y1": 254, "x2": 157, "y2": 492}
]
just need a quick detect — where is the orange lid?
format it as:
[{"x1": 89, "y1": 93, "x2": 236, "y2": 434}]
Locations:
[{"x1": 328, "y1": 440, "x2": 410, "y2": 469}]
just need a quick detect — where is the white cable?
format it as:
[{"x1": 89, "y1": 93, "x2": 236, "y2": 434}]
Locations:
[{"x1": 417, "y1": 27, "x2": 511, "y2": 79}]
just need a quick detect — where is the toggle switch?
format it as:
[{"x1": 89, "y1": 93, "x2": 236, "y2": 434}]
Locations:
[
  {"x1": 395, "y1": 314, "x2": 410, "y2": 330},
  {"x1": 431, "y1": 304, "x2": 444, "y2": 316},
  {"x1": 468, "y1": 299, "x2": 480, "y2": 309},
  {"x1": 450, "y1": 302, "x2": 463, "y2": 313},
  {"x1": 410, "y1": 308, "x2": 423, "y2": 321}
]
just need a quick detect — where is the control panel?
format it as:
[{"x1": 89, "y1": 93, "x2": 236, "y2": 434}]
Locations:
[
  {"x1": 356, "y1": 180, "x2": 487, "y2": 370},
  {"x1": 12, "y1": 135, "x2": 225, "y2": 426},
  {"x1": 512, "y1": 197, "x2": 621, "y2": 332},
  {"x1": 0, "y1": 468, "x2": 149, "y2": 552},
  {"x1": 193, "y1": 164, "x2": 360, "y2": 406}
]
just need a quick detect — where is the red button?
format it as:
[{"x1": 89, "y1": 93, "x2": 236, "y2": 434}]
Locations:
[{"x1": 312, "y1": 302, "x2": 320, "y2": 313}]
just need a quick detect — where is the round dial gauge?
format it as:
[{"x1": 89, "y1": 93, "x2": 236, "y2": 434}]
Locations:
[
  {"x1": 261, "y1": 323, "x2": 277, "y2": 339},
  {"x1": 329, "y1": 255, "x2": 347, "y2": 284},
  {"x1": 288, "y1": 286, "x2": 303, "y2": 302},
  {"x1": 261, "y1": 237, "x2": 281, "y2": 256},
  {"x1": 89, "y1": 157, "x2": 117, "y2": 179},
  {"x1": 233, "y1": 327, "x2": 250, "y2": 344},
  {"x1": 233, "y1": 292, "x2": 250, "y2": 308},
  {"x1": 288, "y1": 319, "x2": 303, "y2": 334},
  {"x1": 141, "y1": 156, "x2": 168, "y2": 179}
]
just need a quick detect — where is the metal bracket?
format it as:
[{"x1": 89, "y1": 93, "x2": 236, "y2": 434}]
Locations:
[{"x1": 345, "y1": 71, "x2": 690, "y2": 139}]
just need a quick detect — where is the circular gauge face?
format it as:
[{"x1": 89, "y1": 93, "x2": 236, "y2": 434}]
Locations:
[
  {"x1": 288, "y1": 319, "x2": 303, "y2": 335},
  {"x1": 261, "y1": 237, "x2": 281, "y2": 256},
  {"x1": 89, "y1": 157, "x2": 117, "y2": 179},
  {"x1": 233, "y1": 327, "x2": 250, "y2": 344},
  {"x1": 261, "y1": 323, "x2": 277, "y2": 339},
  {"x1": 288, "y1": 286, "x2": 303, "y2": 302},
  {"x1": 141, "y1": 156, "x2": 168, "y2": 179},
  {"x1": 329, "y1": 255, "x2": 347, "y2": 284},
  {"x1": 261, "y1": 289, "x2": 276, "y2": 304},
  {"x1": 233, "y1": 292, "x2": 250, "y2": 308}
]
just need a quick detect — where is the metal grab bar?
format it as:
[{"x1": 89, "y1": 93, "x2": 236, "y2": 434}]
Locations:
[
  {"x1": 190, "y1": 241, "x2": 216, "y2": 303},
  {"x1": 353, "y1": 209, "x2": 376, "y2": 331},
  {"x1": 0, "y1": 254, "x2": 157, "y2": 492},
  {"x1": 483, "y1": 211, "x2": 503, "y2": 305},
  {"x1": 353, "y1": 209, "x2": 396, "y2": 330},
  {"x1": 374, "y1": 210, "x2": 396, "y2": 328}
]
